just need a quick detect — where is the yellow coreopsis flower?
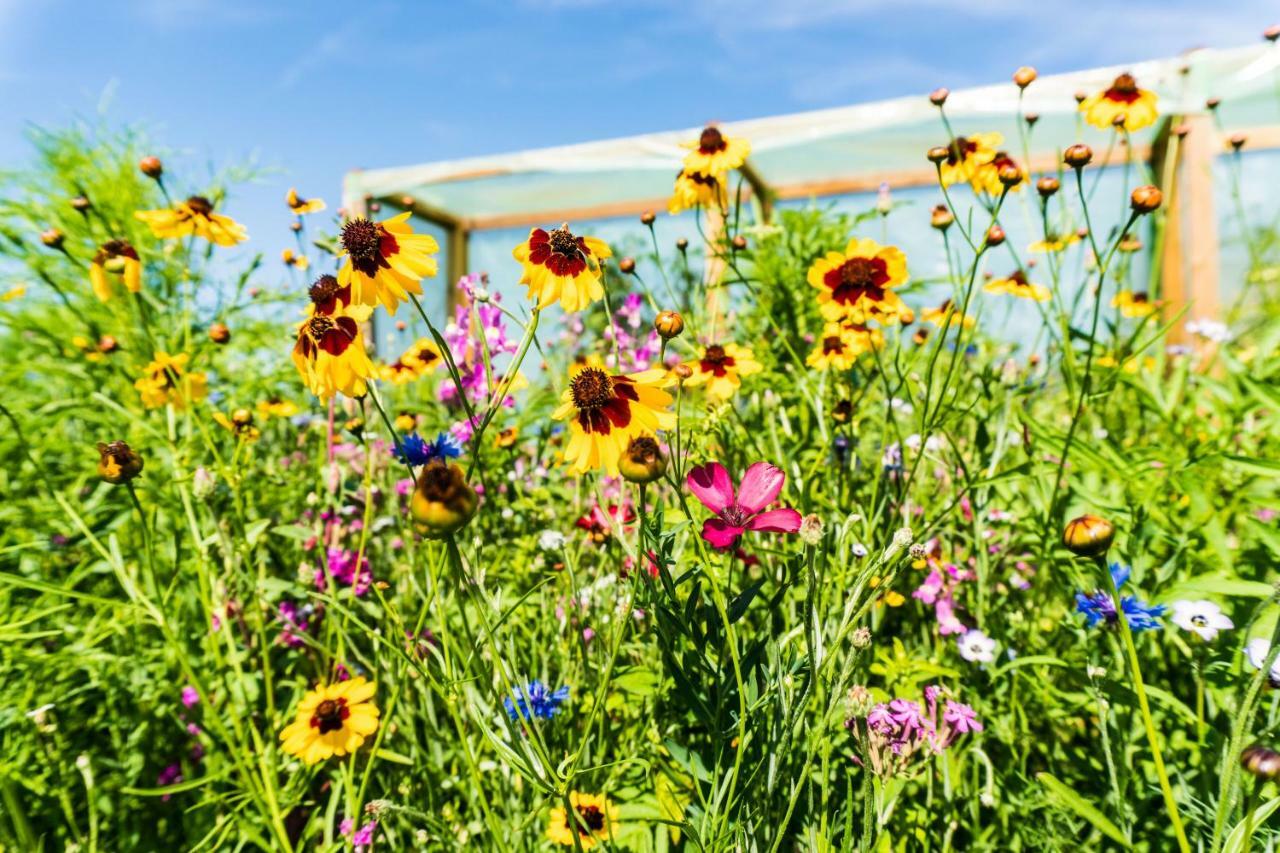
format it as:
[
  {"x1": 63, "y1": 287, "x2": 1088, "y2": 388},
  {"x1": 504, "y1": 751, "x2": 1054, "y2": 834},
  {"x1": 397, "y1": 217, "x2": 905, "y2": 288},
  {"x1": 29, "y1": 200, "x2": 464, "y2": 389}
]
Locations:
[
  {"x1": 669, "y1": 167, "x2": 725, "y2": 214},
  {"x1": 380, "y1": 338, "x2": 443, "y2": 384},
  {"x1": 806, "y1": 322, "x2": 883, "y2": 371},
  {"x1": 213, "y1": 408, "x2": 261, "y2": 441},
  {"x1": 546, "y1": 792, "x2": 618, "y2": 849},
  {"x1": 257, "y1": 397, "x2": 299, "y2": 419},
  {"x1": 337, "y1": 212, "x2": 439, "y2": 314},
  {"x1": 279, "y1": 678, "x2": 379, "y2": 766},
  {"x1": 513, "y1": 223, "x2": 611, "y2": 313},
  {"x1": 1080, "y1": 73, "x2": 1158, "y2": 132},
  {"x1": 682, "y1": 343, "x2": 762, "y2": 401},
  {"x1": 682, "y1": 125, "x2": 750, "y2": 175},
  {"x1": 282, "y1": 248, "x2": 309, "y2": 270},
  {"x1": 553, "y1": 366, "x2": 675, "y2": 477},
  {"x1": 1, "y1": 283, "x2": 25, "y2": 302},
  {"x1": 984, "y1": 271, "x2": 1050, "y2": 302},
  {"x1": 292, "y1": 304, "x2": 377, "y2": 401},
  {"x1": 1112, "y1": 290, "x2": 1158, "y2": 318},
  {"x1": 1029, "y1": 232, "x2": 1082, "y2": 254},
  {"x1": 135, "y1": 196, "x2": 247, "y2": 246},
  {"x1": 936, "y1": 133, "x2": 1003, "y2": 188},
  {"x1": 807, "y1": 237, "x2": 909, "y2": 323},
  {"x1": 134, "y1": 352, "x2": 208, "y2": 409},
  {"x1": 286, "y1": 187, "x2": 326, "y2": 215},
  {"x1": 920, "y1": 299, "x2": 975, "y2": 329},
  {"x1": 970, "y1": 151, "x2": 1025, "y2": 196},
  {"x1": 89, "y1": 240, "x2": 142, "y2": 301}
]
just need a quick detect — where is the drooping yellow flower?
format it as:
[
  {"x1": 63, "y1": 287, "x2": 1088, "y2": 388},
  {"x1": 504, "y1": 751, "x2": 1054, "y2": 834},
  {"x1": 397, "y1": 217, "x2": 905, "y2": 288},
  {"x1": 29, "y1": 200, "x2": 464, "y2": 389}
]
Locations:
[
  {"x1": 1028, "y1": 232, "x2": 1082, "y2": 254},
  {"x1": 806, "y1": 322, "x2": 883, "y2": 371},
  {"x1": 279, "y1": 678, "x2": 379, "y2": 766},
  {"x1": 134, "y1": 352, "x2": 208, "y2": 409},
  {"x1": 984, "y1": 271, "x2": 1050, "y2": 302},
  {"x1": 1112, "y1": 290, "x2": 1158, "y2": 318},
  {"x1": 920, "y1": 300, "x2": 975, "y2": 329},
  {"x1": 669, "y1": 167, "x2": 725, "y2": 214},
  {"x1": 282, "y1": 248, "x2": 309, "y2": 270},
  {"x1": 337, "y1": 212, "x2": 439, "y2": 314},
  {"x1": 936, "y1": 133, "x2": 1003, "y2": 188},
  {"x1": 285, "y1": 187, "x2": 326, "y2": 215},
  {"x1": 135, "y1": 196, "x2": 248, "y2": 246},
  {"x1": 1080, "y1": 73, "x2": 1158, "y2": 132},
  {"x1": 682, "y1": 125, "x2": 750, "y2": 175},
  {"x1": 513, "y1": 224, "x2": 611, "y2": 313},
  {"x1": 89, "y1": 240, "x2": 142, "y2": 301},
  {"x1": 553, "y1": 366, "x2": 675, "y2": 476},
  {"x1": 546, "y1": 792, "x2": 618, "y2": 849},
  {"x1": 807, "y1": 237, "x2": 909, "y2": 323},
  {"x1": 292, "y1": 304, "x2": 377, "y2": 401},
  {"x1": 682, "y1": 343, "x2": 762, "y2": 401}
]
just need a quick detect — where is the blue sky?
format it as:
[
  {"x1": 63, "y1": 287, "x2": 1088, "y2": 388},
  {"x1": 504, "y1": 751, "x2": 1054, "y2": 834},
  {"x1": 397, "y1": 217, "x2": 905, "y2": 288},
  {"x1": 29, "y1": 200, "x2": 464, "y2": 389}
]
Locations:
[{"x1": 1, "y1": 0, "x2": 1274, "y2": 261}]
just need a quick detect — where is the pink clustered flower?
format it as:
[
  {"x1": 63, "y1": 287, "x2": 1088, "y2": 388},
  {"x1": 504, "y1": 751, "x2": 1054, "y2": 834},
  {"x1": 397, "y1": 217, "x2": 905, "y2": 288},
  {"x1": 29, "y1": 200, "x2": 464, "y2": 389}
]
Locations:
[
  {"x1": 277, "y1": 599, "x2": 322, "y2": 648},
  {"x1": 847, "y1": 685, "x2": 982, "y2": 777},
  {"x1": 605, "y1": 292, "x2": 662, "y2": 372},
  {"x1": 340, "y1": 817, "x2": 378, "y2": 852},
  {"x1": 180, "y1": 686, "x2": 199, "y2": 708},
  {"x1": 686, "y1": 461, "x2": 803, "y2": 550},
  {"x1": 315, "y1": 546, "x2": 372, "y2": 597},
  {"x1": 911, "y1": 538, "x2": 976, "y2": 636},
  {"x1": 442, "y1": 273, "x2": 520, "y2": 409}
]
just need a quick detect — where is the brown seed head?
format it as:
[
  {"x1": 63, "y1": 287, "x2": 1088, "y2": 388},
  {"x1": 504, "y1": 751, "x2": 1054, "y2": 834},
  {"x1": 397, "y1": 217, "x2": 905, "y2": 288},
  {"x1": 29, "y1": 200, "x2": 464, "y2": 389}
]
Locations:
[
  {"x1": 97, "y1": 440, "x2": 144, "y2": 485},
  {"x1": 619, "y1": 256, "x2": 636, "y2": 274},
  {"x1": 640, "y1": 211, "x2": 656, "y2": 226},
  {"x1": 998, "y1": 164, "x2": 1023, "y2": 188},
  {"x1": 618, "y1": 435, "x2": 666, "y2": 484}
]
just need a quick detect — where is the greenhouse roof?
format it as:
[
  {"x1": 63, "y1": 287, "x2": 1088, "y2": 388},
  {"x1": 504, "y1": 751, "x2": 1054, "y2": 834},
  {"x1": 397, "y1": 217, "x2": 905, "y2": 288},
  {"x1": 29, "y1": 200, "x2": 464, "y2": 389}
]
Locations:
[{"x1": 343, "y1": 43, "x2": 1280, "y2": 232}]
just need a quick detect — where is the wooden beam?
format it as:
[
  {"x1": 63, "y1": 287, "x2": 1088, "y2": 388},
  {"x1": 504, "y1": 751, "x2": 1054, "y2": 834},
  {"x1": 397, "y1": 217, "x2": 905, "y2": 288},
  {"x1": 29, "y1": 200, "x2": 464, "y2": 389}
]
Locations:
[
  {"x1": 1181, "y1": 115, "x2": 1221, "y2": 323},
  {"x1": 446, "y1": 225, "x2": 468, "y2": 314}
]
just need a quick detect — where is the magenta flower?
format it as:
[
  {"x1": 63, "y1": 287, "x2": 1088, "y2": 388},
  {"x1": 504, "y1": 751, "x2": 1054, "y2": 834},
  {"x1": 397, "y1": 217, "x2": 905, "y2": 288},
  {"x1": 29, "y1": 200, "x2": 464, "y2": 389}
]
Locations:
[
  {"x1": 943, "y1": 701, "x2": 983, "y2": 734},
  {"x1": 686, "y1": 461, "x2": 802, "y2": 550}
]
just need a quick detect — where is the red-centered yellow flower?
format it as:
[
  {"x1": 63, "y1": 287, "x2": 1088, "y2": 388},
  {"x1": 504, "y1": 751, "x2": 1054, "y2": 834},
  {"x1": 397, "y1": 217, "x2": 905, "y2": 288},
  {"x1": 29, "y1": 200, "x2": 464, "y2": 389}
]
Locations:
[
  {"x1": 134, "y1": 352, "x2": 208, "y2": 409},
  {"x1": 682, "y1": 125, "x2": 750, "y2": 175},
  {"x1": 936, "y1": 133, "x2": 1002, "y2": 188},
  {"x1": 135, "y1": 196, "x2": 248, "y2": 246},
  {"x1": 257, "y1": 397, "x2": 299, "y2": 419},
  {"x1": 513, "y1": 224, "x2": 611, "y2": 313},
  {"x1": 806, "y1": 322, "x2": 883, "y2": 370},
  {"x1": 1080, "y1": 73, "x2": 1158, "y2": 132},
  {"x1": 984, "y1": 271, "x2": 1050, "y2": 302},
  {"x1": 380, "y1": 337, "x2": 442, "y2": 384},
  {"x1": 337, "y1": 212, "x2": 439, "y2": 314},
  {"x1": 553, "y1": 366, "x2": 675, "y2": 476},
  {"x1": 279, "y1": 678, "x2": 379, "y2": 766},
  {"x1": 808, "y1": 237, "x2": 909, "y2": 322},
  {"x1": 89, "y1": 240, "x2": 142, "y2": 301},
  {"x1": 1029, "y1": 231, "x2": 1082, "y2": 254},
  {"x1": 285, "y1": 187, "x2": 326, "y2": 215},
  {"x1": 1112, "y1": 290, "x2": 1158, "y2": 318},
  {"x1": 921, "y1": 299, "x2": 975, "y2": 329},
  {"x1": 213, "y1": 408, "x2": 260, "y2": 441},
  {"x1": 682, "y1": 343, "x2": 762, "y2": 401},
  {"x1": 669, "y1": 167, "x2": 726, "y2": 214},
  {"x1": 292, "y1": 305, "x2": 376, "y2": 401},
  {"x1": 282, "y1": 248, "x2": 309, "y2": 270},
  {"x1": 546, "y1": 792, "x2": 618, "y2": 849},
  {"x1": 970, "y1": 150, "x2": 1025, "y2": 195}
]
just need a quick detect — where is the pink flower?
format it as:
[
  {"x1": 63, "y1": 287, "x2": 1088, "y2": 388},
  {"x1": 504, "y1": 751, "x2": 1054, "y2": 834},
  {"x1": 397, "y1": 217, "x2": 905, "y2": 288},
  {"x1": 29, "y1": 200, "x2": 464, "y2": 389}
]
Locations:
[
  {"x1": 686, "y1": 461, "x2": 802, "y2": 550},
  {"x1": 943, "y1": 701, "x2": 983, "y2": 734},
  {"x1": 180, "y1": 686, "x2": 199, "y2": 708}
]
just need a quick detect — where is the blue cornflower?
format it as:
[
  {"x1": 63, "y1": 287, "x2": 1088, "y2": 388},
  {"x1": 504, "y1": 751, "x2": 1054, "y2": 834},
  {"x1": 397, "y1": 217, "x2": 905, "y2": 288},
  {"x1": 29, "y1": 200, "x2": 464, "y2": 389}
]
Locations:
[
  {"x1": 504, "y1": 681, "x2": 570, "y2": 722},
  {"x1": 393, "y1": 431, "x2": 463, "y2": 466},
  {"x1": 1075, "y1": 563, "x2": 1165, "y2": 633}
]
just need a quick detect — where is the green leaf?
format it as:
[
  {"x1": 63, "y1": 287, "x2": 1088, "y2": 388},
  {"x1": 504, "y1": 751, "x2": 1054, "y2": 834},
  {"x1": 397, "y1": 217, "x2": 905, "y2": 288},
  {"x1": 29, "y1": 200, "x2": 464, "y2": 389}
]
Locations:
[
  {"x1": 1161, "y1": 572, "x2": 1276, "y2": 601},
  {"x1": 990, "y1": 655, "x2": 1071, "y2": 679},
  {"x1": 1036, "y1": 772, "x2": 1130, "y2": 848},
  {"x1": 271, "y1": 523, "x2": 314, "y2": 542},
  {"x1": 1222, "y1": 795, "x2": 1280, "y2": 853},
  {"x1": 1222, "y1": 454, "x2": 1280, "y2": 477}
]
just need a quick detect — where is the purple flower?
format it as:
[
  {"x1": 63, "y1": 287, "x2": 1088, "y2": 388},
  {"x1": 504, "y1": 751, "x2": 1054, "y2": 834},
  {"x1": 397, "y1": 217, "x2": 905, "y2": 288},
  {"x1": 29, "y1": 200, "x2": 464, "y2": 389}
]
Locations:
[
  {"x1": 504, "y1": 680, "x2": 571, "y2": 722},
  {"x1": 866, "y1": 703, "x2": 896, "y2": 733},
  {"x1": 1075, "y1": 563, "x2": 1165, "y2": 633},
  {"x1": 317, "y1": 548, "x2": 372, "y2": 597},
  {"x1": 157, "y1": 763, "x2": 182, "y2": 801},
  {"x1": 943, "y1": 701, "x2": 983, "y2": 734},
  {"x1": 180, "y1": 686, "x2": 199, "y2": 708},
  {"x1": 341, "y1": 818, "x2": 378, "y2": 852}
]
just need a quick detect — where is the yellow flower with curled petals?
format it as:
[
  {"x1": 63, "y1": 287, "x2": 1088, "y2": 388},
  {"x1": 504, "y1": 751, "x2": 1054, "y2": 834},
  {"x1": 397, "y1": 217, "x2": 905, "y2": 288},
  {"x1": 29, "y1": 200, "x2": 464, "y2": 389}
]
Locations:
[
  {"x1": 984, "y1": 271, "x2": 1050, "y2": 302},
  {"x1": 1112, "y1": 290, "x2": 1158, "y2": 318},
  {"x1": 553, "y1": 366, "x2": 674, "y2": 477},
  {"x1": 806, "y1": 322, "x2": 883, "y2": 371},
  {"x1": 292, "y1": 304, "x2": 377, "y2": 401},
  {"x1": 936, "y1": 133, "x2": 1003, "y2": 188},
  {"x1": 136, "y1": 196, "x2": 247, "y2": 246},
  {"x1": 807, "y1": 237, "x2": 909, "y2": 323},
  {"x1": 338, "y1": 212, "x2": 439, "y2": 315},
  {"x1": 669, "y1": 167, "x2": 725, "y2": 214},
  {"x1": 89, "y1": 240, "x2": 142, "y2": 302},
  {"x1": 134, "y1": 352, "x2": 208, "y2": 409},
  {"x1": 286, "y1": 187, "x2": 326, "y2": 215}
]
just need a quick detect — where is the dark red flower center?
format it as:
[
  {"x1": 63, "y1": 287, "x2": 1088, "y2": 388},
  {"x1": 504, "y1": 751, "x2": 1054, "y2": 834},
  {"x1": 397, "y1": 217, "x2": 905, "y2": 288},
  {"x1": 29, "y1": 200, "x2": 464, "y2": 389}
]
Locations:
[
  {"x1": 570, "y1": 805, "x2": 606, "y2": 833},
  {"x1": 186, "y1": 196, "x2": 213, "y2": 216},
  {"x1": 96, "y1": 239, "x2": 138, "y2": 263},
  {"x1": 626, "y1": 435, "x2": 660, "y2": 465},
  {"x1": 991, "y1": 152, "x2": 1017, "y2": 171},
  {"x1": 528, "y1": 225, "x2": 590, "y2": 277},
  {"x1": 946, "y1": 137, "x2": 979, "y2": 166},
  {"x1": 825, "y1": 256, "x2": 889, "y2": 305},
  {"x1": 699, "y1": 126, "x2": 727, "y2": 155},
  {"x1": 571, "y1": 368, "x2": 615, "y2": 411},
  {"x1": 680, "y1": 168, "x2": 718, "y2": 187},
  {"x1": 300, "y1": 315, "x2": 358, "y2": 357},
  {"x1": 1008, "y1": 270, "x2": 1029, "y2": 286},
  {"x1": 342, "y1": 218, "x2": 398, "y2": 277},
  {"x1": 1130, "y1": 291, "x2": 1149, "y2": 303},
  {"x1": 1105, "y1": 73, "x2": 1141, "y2": 104},
  {"x1": 822, "y1": 335, "x2": 846, "y2": 354},
  {"x1": 699, "y1": 344, "x2": 737, "y2": 376},
  {"x1": 570, "y1": 368, "x2": 637, "y2": 435},
  {"x1": 310, "y1": 698, "x2": 349, "y2": 734},
  {"x1": 308, "y1": 274, "x2": 348, "y2": 314}
]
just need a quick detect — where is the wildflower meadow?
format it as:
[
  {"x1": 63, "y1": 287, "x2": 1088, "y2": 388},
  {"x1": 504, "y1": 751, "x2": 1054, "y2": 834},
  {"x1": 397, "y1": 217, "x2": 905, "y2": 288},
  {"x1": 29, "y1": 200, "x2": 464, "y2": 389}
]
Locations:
[{"x1": 5, "y1": 23, "x2": 1280, "y2": 853}]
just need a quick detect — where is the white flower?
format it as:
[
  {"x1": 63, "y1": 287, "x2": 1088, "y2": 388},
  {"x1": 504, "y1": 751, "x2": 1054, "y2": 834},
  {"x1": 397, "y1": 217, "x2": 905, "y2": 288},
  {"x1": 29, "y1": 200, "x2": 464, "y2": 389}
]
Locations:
[
  {"x1": 890, "y1": 397, "x2": 914, "y2": 415},
  {"x1": 537, "y1": 530, "x2": 566, "y2": 552},
  {"x1": 851, "y1": 543, "x2": 868, "y2": 558},
  {"x1": 1170, "y1": 600, "x2": 1233, "y2": 641},
  {"x1": 958, "y1": 629, "x2": 997, "y2": 663},
  {"x1": 904, "y1": 433, "x2": 923, "y2": 453},
  {"x1": 1187, "y1": 318, "x2": 1230, "y2": 343},
  {"x1": 1246, "y1": 638, "x2": 1280, "y2": 685}
]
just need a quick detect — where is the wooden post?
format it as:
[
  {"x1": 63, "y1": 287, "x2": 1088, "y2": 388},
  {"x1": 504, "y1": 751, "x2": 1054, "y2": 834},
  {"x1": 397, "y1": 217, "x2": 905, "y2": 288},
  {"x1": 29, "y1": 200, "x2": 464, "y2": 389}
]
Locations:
[
  {"x1": 446, "y1": 224, "x2": 468, "y2": 314},
  {"x1": 1157, "y1": 114, "x2": 1220, "y2": 341},
  {"x1": 701, "y1": 203, "x2": 728, "y2": 338}
]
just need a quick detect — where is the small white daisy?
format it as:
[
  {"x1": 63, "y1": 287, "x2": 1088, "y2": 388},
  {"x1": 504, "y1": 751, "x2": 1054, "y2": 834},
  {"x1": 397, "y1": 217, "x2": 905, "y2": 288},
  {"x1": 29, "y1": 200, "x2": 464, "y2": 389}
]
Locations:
[
  {"x1": 1170, "y1": 600, "x2": 1233, "y2": 642},
  {"x1": 1246, "y1": 638, "x2": 1280, "y2": 686},
  {"x1": 537, "y1": 529, "x2": 566, "y2": 552},
  {"x1": 958, "y1": 629, "x2": 997, "y2": 663}
]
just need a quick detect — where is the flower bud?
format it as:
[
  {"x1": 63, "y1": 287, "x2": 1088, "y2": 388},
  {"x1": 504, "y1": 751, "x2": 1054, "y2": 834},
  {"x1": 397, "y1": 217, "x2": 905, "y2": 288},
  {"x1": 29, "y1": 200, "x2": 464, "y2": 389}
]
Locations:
[
  {"x1": 395, "y1": 320, "x2": 407, "y2": 331},
  {"x1": 1013, "y1": 66, "x2": 1037, "y2": 88},
  {"x1": 930, "y1": 204, "x2": 954, "y2": 230},
  {"x1": 654, "y1": 310, "x2": 684, "y2": 340},
  {"x1": 41, "y1": 228, "x2": 65, "y2": 249},
  {"x1": 231, "y1": 408, "x2": 254, "y2": 428},
  {"x1": 675, "y1": 237, "x2": 689, "y2": 252},
  {"x1": 926, "y1": 146, "x2": 950, "y2": 164},
  {"x1": 984, "y1": 225, "x2": 1006, "y2": 247},
  {"x1": 673, "y1": 363, "x2": 693, "y2": 381},
  {"x1": 1241, "y1": 744, "x2": 1280, "y2": 781},
  {"x1": 139, "y1": 156, "x2": 164, "y2": 179},
  {"x1": 1130, "y1": 185, "x2": 1162, "y2": 214},
  {"x1": 1062, "y1": 514, "x2": 1114, "y2": 557},
  {"x1": 1111, "y1": 112, "x2": 1128, "y2": 129},
  {"x1": 851, "y1": 628, "x2": 872, "y2": 650},
  {"x1": 640, "y1": 211, "x2": 656, "y2": 226},
  {"x1": 192, "y1": 466, "x2": 217, "y2": 500},
  {"x1": 618, "y1": 256, "x2": 636, "y2": 274},
  {"x1": 70, "y1": 196, "x2": 92, "y2": 212},
  {"x1": 1036, "y1": 176, "x2": 1060, "y2": 197},
  {"x1": 1064, "y1": 144, "x2": 1093, "y2": 169},
  {"x1": 798, "y1": 513, "x2": 824, "y2": 546},
  {"x1": 1024, "y1": 112, "x2": 1040, "y2": 127},
  {"x1": 1073, "y1": 90, "x2": 1087, "y2": 105},
  {"x1": 97, "y1": 440, "x2": 143, "y2": 485},
  {"x1": 1173, "y1": 123, "x2": 1191, "y2": 138},
  {"x1": 410, "y1": 462, "x2": 478, "y2": 536},
  {"x1": 395, "y1": 412, "x2": 417, "y2": 433},
  {"x1": 208, "y1": 322, "x2": 231, "y2": 344},
  {"x1": 290, "y1": 221, "x2": 303, "y2": 233},
  {"x1": 731, "y1": 234, "x2": 748, "y2": 251},
  {"x1": 998, "y1": 165, "x2": 1023, "y2": 188},
  {"x1": 1229, "y1": 133, "x2": 1247, "y2": 151},
  {"x1": 929, "y1": 87, "x2": 949, "y2": 106},
  {"x1": 345, "y1": 417, "x2": 364, "y2": 438},
  {"x1": 1265, "y1": 25, "x2": 1280, "y2": 43},
  {"x1": 618, "y1": 435, "x2": 666, "y2": 484},
  {"x1": 1205, "y1": 97, "x2": 1221, "y2": 111},
  {"x1": 97, "y1": 335, "x2": 119, "y2": 354}
]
